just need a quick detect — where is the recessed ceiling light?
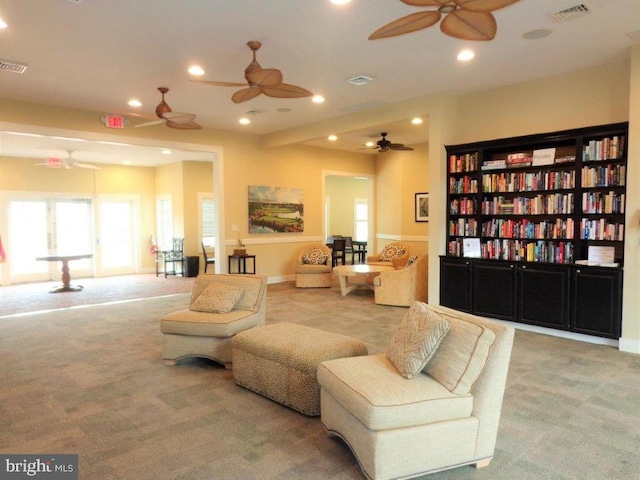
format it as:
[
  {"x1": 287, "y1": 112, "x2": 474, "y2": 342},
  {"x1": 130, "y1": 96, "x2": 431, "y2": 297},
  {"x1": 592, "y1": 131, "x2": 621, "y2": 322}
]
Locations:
[
  {"x1": 0, "y1": 18, "x2": 8, "y2": 29},
  {"x1": 328, "y1": 135, "x2": 338, "y2": 141},
  {"x1": 162, "y1": 149, "x2": 172, "y2": 155},
  {"x1": 365, "y1": 141, "x2": 375, "y2": 147},
  {"x1": 522, "y1": 29, "x2": 553, "y2": 40},
  {"x1": 312, "y1": 95, "x2": 325, "y2": 104},
  {"x1": 330, "y1": 0, "x2": 351, "y2": 5},
  {"x1": 457, "y1": 49, "x2": 475, "y2": 61},
  {"x1": 128, "y1": 99, "x2": 142, "y2": 107},
  {"x1": 122, "y1": 161, "x2": 132, "y2": 165},
  {"x1": 188, "y1": 65, "x2": 205, "y2": 76},
  {"x1": 239, "y1": 117, "x2": 251, "y2": 125},
  {"x1": 411, "y1": 117, "x2": 423, "y2": 125}
]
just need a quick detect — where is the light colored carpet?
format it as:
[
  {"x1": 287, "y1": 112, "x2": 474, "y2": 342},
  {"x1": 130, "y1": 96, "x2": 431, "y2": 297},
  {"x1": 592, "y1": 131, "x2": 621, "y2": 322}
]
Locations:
[{"x1": 1, "y1": 281, "x2": 639, "y2": 479}]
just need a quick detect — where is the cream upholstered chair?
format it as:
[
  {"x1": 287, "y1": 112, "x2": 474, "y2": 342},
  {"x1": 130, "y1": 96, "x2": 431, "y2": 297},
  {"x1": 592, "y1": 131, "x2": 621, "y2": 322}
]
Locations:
[
  {"x1": 318, "y1": 304, "x2": 515, "y2": 480},
  {"x1": 366, "y1": 242, "x2": 410, "y2": 268},
  {"x1": 160, "y1": 274, "x2": 267, "y2": 367},
  {"x1": 295, "y1": 243, "x2": 332, "y2": 288},
  {"x1": 372, "y1": 254, "x2": 428, "y2": 307}
]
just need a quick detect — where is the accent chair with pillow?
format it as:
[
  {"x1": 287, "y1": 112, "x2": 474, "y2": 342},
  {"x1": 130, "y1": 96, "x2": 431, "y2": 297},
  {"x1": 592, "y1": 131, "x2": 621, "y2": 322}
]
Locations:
[
  {"x1": 160, "y1": 274, "x2": 267, "y2": 367},
  {"x1": 295, "y1": 243, "x2": 332, "y2": 288},
  {"x1": 372, "y1": 254, "x2": 428, "y2": 307},
  {"x1": 366, "y1": 241, "x2": 410, "y2": 268},
  {"x1": 317, "y1": 302, "x2": 515, "y2": 480}
]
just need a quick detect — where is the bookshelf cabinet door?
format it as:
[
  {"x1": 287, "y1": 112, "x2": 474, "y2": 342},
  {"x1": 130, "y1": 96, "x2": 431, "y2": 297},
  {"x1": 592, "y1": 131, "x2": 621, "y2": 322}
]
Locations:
[
  {"x1": 571, "y1": 268, "x2": 622, "y2": 338},
  {"x1": 440, "y1": 257, "x2": 472, "y2": 312},
  {"x1": 518, "y1": 265, "x2": 570, "y2": 329},
  {"x1": 472, "y1": 261, "x2": 517, "y2": 321}
]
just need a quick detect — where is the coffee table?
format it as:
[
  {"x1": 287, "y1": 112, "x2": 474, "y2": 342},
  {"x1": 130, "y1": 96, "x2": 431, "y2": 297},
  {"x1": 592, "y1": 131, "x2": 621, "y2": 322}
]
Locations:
[{"x1": 333, "y1": 264, "x2": 394, "y2": 296}]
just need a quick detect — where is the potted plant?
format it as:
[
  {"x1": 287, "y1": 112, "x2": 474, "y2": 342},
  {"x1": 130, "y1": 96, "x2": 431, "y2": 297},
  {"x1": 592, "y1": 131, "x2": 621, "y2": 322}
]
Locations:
[{"x1": 234, "y1": 237, "x2": 246, "y2": 256}]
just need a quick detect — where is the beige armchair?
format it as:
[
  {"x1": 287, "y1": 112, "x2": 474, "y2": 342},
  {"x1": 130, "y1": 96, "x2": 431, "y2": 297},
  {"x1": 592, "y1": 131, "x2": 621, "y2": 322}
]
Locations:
[
  {"x1": 161, "y1": 274, "x2": 267, "y2": 367},
  {"x1": 366, "y1": 242, "x2": 410, "y2": 268},
  {"x1": 318, "y1": 304, "x2": 515, "y2": 480},
  {"x1": 372, "y1": 254, "x2": 428, "y2": 307},
  {"x1": 295, "y1": 243, "x2": 332, "y2": 288}
]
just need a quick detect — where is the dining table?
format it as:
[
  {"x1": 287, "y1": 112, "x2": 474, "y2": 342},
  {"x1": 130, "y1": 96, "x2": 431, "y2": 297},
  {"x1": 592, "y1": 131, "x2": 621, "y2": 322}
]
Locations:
[{"x1": 35, "y1": 253, "x2": 93, "y2": 293}]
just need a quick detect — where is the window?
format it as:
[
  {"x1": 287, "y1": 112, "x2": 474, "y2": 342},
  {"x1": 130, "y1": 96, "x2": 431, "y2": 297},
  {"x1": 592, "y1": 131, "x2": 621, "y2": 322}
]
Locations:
[
  {"x1": 354, "y1": 198, "x2": 368, "y2": 241},
  {"x1": 199, "y1": 194, "x2": 216, "y2": 248},
  {"x1": 156, "y1": 196, "x2": 173, "y2": 250}
]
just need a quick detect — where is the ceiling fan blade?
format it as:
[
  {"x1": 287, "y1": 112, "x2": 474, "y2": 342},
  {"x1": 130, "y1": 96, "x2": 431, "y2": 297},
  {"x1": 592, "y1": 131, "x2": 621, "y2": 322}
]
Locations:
[
  {"x1": 401, "y1": 0, "x2": 448, "y2": 6},
  {"x1": 440, "y1": 10, "x2": 497, "y2": 40},
  {"x1": 369, "y1": 11, "x2": 441, "y2": 40},
  {"x1": 190, "y1": 79, "x2": 248, "y2": 88},
  {"x1": 134, "y1": 118, "x2": 165, "y2": 128},
  {"x1": 247, "y1": 68, "x2": 283, "y2": 87},
  {"x1": 161, "y1": 111, "x2": 197, "y2": 123},
  {"x1": 75, "y1": 163, "x2": 102, "y2": 170},
  {"x1": 454, "y1": 0, "x2": 521, "y2": 13},
  {"x1": 165, "y1": 119, "x2": 202, "y2": 130},
  {"x1": 231, "y1": 87, "x2": 263, "y2": 104},
  {"x1": 391, "y1": 145, "x2": 414, "y2": 151},
  {"x1": 262, "y1": 83, "x2": 313, "y2": 99}
]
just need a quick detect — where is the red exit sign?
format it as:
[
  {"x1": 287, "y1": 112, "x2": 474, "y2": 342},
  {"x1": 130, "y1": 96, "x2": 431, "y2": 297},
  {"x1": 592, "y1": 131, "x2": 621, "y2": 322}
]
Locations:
[{"x1": 101, "y1": 115, "x2": 126, "y2": 129}]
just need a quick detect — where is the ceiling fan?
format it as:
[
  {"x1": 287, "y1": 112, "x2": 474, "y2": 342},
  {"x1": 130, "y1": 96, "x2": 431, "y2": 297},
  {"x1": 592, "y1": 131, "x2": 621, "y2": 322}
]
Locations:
[
  {"x1": 191, "y1": 41, "x2": 313, "y2": 104},
  {"x1": 369, "y1": 0, "x2": 521, "y2": 41},
  {"x1": 369, "y1": 133, "x2": 414, "y2": 152},
  {"x1": 35, "y1": 150, "x2": 101, "y2": 170},
  {"x1": 131, "y1": 87, "x2": 201, "y2": 130}
]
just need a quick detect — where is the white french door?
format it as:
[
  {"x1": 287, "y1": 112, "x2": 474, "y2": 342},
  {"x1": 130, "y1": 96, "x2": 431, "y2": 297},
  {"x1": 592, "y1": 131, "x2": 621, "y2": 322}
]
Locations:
[
  {"x1": 7, "y1": 198, "x2": 94, "y2": 283},
  {"x1": 96, "y1": 198, "x2": 137, "y2": 276}
]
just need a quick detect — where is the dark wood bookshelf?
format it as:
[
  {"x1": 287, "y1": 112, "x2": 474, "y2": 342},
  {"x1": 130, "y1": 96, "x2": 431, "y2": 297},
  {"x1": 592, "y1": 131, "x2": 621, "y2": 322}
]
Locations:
[{"x1": 441, "y1": 122, "x2": 627, "y2": 339}]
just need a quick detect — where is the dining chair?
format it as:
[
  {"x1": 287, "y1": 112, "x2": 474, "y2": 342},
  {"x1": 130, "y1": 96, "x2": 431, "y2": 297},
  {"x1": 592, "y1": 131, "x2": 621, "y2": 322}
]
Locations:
[
  {"x1": 344, "y1": 236, "x2": 355, "y2": 265},
  {"x1": 331, "y1": 238, "x2": 347, "y2": 267},
  {"x1": 201, "y1": 242, "x2": 215, "y2": 273},
  {"x1": 164, "y1": 238, "x2": 185, "y2": 277}
]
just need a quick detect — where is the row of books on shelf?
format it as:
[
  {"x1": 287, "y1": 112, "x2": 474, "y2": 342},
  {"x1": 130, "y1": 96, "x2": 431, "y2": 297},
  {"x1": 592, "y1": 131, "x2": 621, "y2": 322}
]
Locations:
[
  {"x1": 448, "y1": 218, "x2": 478, "y2": 237},
  {"x1": 582, "y1": 191, "x2": 625, "y2": 214},
  {"x1": 481, "y1": 193, "x2": 574, "y2": 215},
  {"x1": 580, "y1": 219, "x2": 624, "y2": 241},
  {"x1": 481, "y1": 150, "x2": 577, "y2": 171},
  {"x1": 582, "y1": 136, "x2": 625, "y2": 162},
  {"x1": 481, "y1": 218, "x2": 574, "y2": 240},
  {"x1": 449, "y1": 153, "x2": 479, "y2": 173},
  {"x1": 482, "y1": 170, "x2": 575, "y2": 193},
  {"x1": 449, "y1": 197, "x2": 476, "y2": 215},
  {"x1": 447, "y1": 238, "x2": 574, "y2": 264},
  {"x1": 581, "y1": 164, "x2": 626, "y2": 188},
  {"x1": 449, "y1": 176, "x2": 479, "y2": 194}
]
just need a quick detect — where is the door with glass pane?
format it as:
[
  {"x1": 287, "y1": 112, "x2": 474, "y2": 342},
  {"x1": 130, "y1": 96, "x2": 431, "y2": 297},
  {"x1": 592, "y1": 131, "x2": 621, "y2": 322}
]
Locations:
[
  {"x1": 98, "y1": 199, "x2": 136, "y2": 276},
  {"x1": 7, "y1": 199, "x2": 94, "y2": 283}
]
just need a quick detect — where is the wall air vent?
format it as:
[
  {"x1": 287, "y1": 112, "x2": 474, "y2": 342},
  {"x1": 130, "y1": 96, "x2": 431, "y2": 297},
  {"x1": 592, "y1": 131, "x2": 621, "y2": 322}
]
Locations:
[
  {"x1": 347, "y1": 75, "x2": 374, "y2": 86},
  {"x1": 550, "y1": 4, "x2": 590, "y2": 23},
  {"x1": 0, "y1": 59, "x2": 28, "y2": 74}
]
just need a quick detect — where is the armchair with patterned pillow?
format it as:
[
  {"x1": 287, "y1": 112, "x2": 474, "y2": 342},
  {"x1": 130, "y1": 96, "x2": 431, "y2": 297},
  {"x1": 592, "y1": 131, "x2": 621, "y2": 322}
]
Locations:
[
  {"x1": 366, "y1": 242, "x2": 410, "y2": 268},
  {"x1": 372, "y1": 254, "x2": 428, "y2": 307},
  {"x1": 295, "y1": 243, "x2": 333, "y2": 288}
]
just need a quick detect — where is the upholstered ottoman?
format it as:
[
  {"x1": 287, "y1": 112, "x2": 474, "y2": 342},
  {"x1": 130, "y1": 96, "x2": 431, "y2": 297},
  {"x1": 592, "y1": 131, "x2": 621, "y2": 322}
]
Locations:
[{"x1": 232, "y1": 323, "x2": 368, "y2": 416}]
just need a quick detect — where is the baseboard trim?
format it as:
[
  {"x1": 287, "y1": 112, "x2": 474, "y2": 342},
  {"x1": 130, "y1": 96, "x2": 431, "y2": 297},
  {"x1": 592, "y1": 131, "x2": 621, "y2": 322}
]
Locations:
[{"x1": 618, "y1": 337, "x2": 640, "y2": 354}]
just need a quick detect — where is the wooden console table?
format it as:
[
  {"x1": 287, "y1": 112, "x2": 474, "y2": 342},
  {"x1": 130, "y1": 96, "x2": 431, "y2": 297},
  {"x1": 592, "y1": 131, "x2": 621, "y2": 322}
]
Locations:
[{"x1": 228, "y1": 253, "x2": 256, "y2": 274}]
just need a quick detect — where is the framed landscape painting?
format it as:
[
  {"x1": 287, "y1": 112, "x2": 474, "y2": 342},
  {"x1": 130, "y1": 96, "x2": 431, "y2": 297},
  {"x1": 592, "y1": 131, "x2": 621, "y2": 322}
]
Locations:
[
  {"x1": 248, "y1": 185, "x2": 304, "y2": 233},
  {"x1": 415, "y1": 192, "x2": 429, "y2": 222}
]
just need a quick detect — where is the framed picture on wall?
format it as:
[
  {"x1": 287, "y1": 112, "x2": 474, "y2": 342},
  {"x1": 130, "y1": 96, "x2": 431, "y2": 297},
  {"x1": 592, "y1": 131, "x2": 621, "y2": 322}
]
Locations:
[{"x1": 415, "y1": 192, "x2": 429, "y2": 222}]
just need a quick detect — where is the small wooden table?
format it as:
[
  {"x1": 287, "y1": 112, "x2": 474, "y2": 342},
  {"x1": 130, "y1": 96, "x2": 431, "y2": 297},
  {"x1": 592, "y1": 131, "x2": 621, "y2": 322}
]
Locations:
[
  {"x1": 228, "y1": 253, "x2": 256, "y2": 274},
  {"x1": 333, "y1": 264, "x2": 393, "y2": 296},
  {"x1": 35, "y1": 254, "x2": 93, "y2": 293}
]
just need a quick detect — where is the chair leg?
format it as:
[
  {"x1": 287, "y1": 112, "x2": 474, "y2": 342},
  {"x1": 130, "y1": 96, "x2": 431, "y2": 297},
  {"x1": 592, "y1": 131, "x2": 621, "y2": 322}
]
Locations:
[{"x1": 475, "y1": 458, "x2": 492, "y2": 469}]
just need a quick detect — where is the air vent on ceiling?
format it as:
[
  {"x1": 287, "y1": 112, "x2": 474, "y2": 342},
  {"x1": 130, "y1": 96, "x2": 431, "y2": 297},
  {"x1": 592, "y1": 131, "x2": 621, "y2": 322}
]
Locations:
[
  {"x1": 550, "y1": 4, "x2": 590, "y2": 23},
  {"x1": 347, "y1": 75, "x2": 374, "y2": 86},
  {"x1": 0, "y1": 59, "x2": 28, "y2": 74}
]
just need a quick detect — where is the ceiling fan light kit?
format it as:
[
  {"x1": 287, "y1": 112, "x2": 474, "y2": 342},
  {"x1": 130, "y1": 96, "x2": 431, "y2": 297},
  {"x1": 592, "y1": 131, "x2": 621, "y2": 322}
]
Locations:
[{"x1": 369, "y1": 0, "x2": 522, "y2": 41}]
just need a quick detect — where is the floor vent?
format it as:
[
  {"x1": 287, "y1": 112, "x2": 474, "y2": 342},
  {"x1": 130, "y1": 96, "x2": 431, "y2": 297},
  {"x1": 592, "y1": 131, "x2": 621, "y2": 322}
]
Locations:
[
  {"x1": 0, "y1": 59, "x2": 28, "y2": 74},
  {"x1": 550, "y1": 4, "x2": 591, "y2": 23}
]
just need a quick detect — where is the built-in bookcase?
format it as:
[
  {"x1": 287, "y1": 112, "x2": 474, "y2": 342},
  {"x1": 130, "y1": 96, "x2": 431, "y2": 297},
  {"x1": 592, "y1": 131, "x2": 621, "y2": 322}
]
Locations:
[{"x1": 441, "y1": 123, "x2": 628, "y2": 339}]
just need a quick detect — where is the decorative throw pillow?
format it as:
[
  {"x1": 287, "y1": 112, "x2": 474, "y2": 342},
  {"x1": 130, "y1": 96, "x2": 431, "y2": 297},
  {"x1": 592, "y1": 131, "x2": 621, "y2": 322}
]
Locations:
[
  {"x1": 406, "y1": 255, "x2": 419, "y2": 267},
  {"x1": 379, "y1": 244, "x2": 406, "y2": 262},
  {"x1": 302, "y1": 247, "x2": 329, "y2": 265},
  {"x1": 189, "y1": 282, "x2": 243, "y2": 313},
  {"x1": 386, "y1": 301, "x2": 450, "y2": 379}
]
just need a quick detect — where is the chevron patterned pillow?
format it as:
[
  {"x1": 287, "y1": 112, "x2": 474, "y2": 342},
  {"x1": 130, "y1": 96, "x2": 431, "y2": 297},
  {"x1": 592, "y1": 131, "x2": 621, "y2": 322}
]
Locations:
[
  {"x1": 386, "y1": 301, "x2": 450, "y2": 379},
  {"x1": 190, "y1": 282, "x2": 243, "y2": 313}
]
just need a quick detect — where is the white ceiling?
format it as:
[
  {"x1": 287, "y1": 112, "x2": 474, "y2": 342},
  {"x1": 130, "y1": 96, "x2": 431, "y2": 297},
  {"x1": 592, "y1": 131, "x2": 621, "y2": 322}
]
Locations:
[{"x1": 0, "y1": 0, "x2": 638, "y2": 164}]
